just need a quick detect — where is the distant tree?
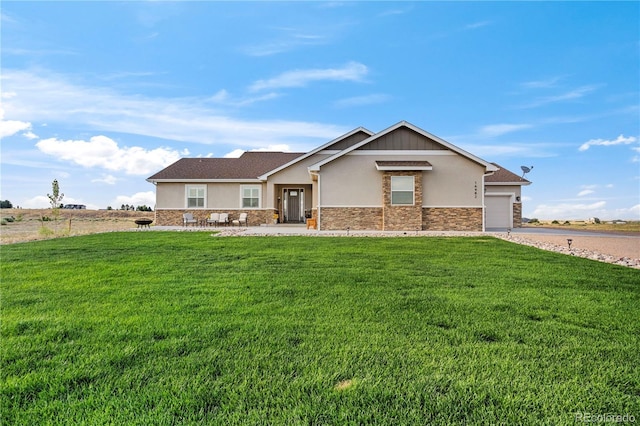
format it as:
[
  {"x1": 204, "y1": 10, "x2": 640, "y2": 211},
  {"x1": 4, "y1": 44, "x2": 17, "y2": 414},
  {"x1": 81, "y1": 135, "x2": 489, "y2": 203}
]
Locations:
[
  {"x1": 0, "y1": 200, "x2": 13, "y2": 208},
  {"x1": 47, "y1": 179, "x2": 64, "y2": 210},
  {"x1": 136, "y1": 205, "x2": 153, "y2": 212},
  {"x1": 46, "y1": 179, "x2": 64, "y2": 233},
  {"x1": 107, "y1": 206, "x2": 113, "y2": 210}
]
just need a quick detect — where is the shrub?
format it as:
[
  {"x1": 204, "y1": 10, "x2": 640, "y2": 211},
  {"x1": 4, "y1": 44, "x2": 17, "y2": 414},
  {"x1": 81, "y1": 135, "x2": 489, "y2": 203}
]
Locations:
[
  {"x1": 563, "y1": 221, "x2": 571, "y2": 225},
  {"x1": 551, "y1": 220, "x2": 560, "y2": 224},
  {"x1": 2, "y1": 216, "x2": 15, "y2": 223},
  {"x1": 528, "y1": 218, "x2": 540, "y2": 224},
  {"x1": 38, "y1": 226, "x2": 55, "y2": 237}
]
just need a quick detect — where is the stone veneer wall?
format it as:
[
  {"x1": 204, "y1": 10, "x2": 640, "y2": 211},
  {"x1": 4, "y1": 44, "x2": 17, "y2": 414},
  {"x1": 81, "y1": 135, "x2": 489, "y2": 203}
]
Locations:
[
  {"x1": 320, "y1": 207, "x2": 383, "y2": 230},
  {"x1": 155, "y1": 209, "x2": 276, "y2": 226},
  {"x1": 513, "y1": 203, "x2": 522, "y2": 228},
  {"x1": 382, "y1": 171, "x2": 423, "y2": 231},
  {"x1": 422, "y1": 207, "x2": 483, "y2": 231}
]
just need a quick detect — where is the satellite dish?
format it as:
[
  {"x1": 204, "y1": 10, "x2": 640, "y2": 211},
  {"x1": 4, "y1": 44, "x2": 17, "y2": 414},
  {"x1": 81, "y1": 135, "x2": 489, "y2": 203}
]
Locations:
[{"x1": 520, "y1": 165, "x2": 533, "y2": 178}]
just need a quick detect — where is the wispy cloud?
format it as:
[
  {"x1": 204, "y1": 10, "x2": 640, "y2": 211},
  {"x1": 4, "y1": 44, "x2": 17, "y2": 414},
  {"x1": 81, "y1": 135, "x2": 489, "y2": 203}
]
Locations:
[
  {"x1": 1, "y1": 69, "x2": 349, "y2": 149},
  {"x1": 578, "y1": 134, "x2": 637, "y2": 151},
  {"x1": 465, "y1": 20, "x2": 492, "y2": 30},
  {"x1": 334, "y1": 93, "x2": 390, "y2": 108},
  {"x1": 249, "y1": 62, "x2": 368, "y2": 92},
  {"x1": 242, "y1": 26, "x2": 332, "y2": 57},
  {"x1": 520, "y1": 76, "x2": 565, "y2": 89},
  {"x1": 518, "y1": 85, "x2": 601, "y2": 108},
  {"x1": 478, "y1": 123, "x2": 533, "y2": 138}
]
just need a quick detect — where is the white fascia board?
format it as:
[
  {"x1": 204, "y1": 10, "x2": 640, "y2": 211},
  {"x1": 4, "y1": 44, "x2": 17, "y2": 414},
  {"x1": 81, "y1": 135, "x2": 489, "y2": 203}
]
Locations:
[
  {"x1": 308, "y1": 120, "x2": 499, "y2": 172},
  {"x1": 349, "y1": 150, "x2": 455, "y2": 156},
  {"x1": 258, "y1": 126, "x2": 374, "y2": 180}
]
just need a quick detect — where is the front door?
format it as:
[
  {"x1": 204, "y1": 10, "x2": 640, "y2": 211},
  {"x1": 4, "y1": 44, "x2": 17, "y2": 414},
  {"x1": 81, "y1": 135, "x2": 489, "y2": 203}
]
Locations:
[{"x1": 283, "y1": 188, "x2": 304, "y2": 223}]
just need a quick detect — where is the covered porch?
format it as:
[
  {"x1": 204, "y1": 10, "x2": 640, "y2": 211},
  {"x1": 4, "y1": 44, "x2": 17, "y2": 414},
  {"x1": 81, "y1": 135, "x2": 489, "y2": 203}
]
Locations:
[{"x1": 272, "y1": 184, "x2": 314, "y2": 224}]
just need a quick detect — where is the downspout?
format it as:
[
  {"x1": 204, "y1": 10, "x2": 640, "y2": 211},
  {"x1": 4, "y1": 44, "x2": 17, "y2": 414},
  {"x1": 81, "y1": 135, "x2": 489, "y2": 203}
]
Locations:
[
  {"x1": 310, "y1": 171, "x2": 320, "y2": 230},
  {"x1": 482, "y1": 172, "x2": 495, "y2": 232}
]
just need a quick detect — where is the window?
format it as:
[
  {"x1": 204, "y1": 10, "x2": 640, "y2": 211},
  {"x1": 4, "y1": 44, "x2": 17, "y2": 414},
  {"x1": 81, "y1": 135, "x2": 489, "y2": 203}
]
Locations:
[
  {"x1": 391, "y1": 176, "x2": 414, "y2": 205},
  {"x1": 186, "y1": 185, "x2": 206, "y2": 208},
  {"x1": 241, "y1": 185, "x2": 261, "y2": 208}
]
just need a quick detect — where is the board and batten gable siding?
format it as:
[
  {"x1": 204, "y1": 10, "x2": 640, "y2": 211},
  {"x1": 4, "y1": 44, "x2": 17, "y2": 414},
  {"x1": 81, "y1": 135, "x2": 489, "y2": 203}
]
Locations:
[
  {"x1": 326, "y1": 129, "x2": 374, "y2": 151},
  {"x1": 356, "y1": 126, "x2": 448, "y2": 151}
]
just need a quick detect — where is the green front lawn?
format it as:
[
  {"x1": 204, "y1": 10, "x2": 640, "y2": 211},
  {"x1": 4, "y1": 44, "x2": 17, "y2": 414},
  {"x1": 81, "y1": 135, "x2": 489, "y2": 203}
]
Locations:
[{"x1": 2, "y1": 233, "x2": 639, "y2": 424}]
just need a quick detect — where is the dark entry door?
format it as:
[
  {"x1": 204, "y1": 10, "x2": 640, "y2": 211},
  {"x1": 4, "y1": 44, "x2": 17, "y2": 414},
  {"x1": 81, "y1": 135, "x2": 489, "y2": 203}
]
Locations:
[{"x1": 284, "y1": 189, "x2": 303, "y2": 223}]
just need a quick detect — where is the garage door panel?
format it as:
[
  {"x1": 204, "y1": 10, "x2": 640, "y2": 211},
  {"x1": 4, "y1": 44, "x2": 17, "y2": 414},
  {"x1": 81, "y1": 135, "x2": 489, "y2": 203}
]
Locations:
[{"x1": 485, "y1": 196, "x2": 511, "y2": 228}]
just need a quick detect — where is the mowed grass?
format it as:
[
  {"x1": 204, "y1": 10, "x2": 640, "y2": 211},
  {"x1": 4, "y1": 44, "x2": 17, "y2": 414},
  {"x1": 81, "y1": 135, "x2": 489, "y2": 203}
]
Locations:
[{"x1": 1, "y1": 233, "x2": 639, "y2": 425}]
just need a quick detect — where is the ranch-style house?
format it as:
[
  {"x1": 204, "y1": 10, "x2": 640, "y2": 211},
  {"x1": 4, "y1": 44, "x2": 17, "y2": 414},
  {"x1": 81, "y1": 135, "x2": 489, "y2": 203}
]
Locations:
[{"x1": 147, "y1": 121, "x2": 530, "y2": 231}]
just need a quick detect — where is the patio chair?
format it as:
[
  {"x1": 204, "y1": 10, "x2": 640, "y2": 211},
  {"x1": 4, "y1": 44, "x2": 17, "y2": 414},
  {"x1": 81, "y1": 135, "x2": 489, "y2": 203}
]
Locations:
[
  {"x1": 207, "y1": 213, "x2": 220, "y2": 227},
  {"x1": 232, "y1": 212, "x2": 248, "y2": 227},
  {"x1": 218, "y1": 213, "x2": 229, "y2": 226},
  {"x1": 182, "y1": 213, "x2": 197, "y2": 226}
]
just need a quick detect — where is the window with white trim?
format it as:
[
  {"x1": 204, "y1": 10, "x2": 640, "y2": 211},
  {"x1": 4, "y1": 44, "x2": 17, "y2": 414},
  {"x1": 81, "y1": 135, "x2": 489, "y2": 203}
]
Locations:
[
  {"x1": 391, "y1": 176, "x2": 414, "y2": 205},
  {"x1": 241, "y1": 185, "x2": 261, "y2": 208},
  {"x1": 186, "y1": 185, "x2": 206, "y2": 208}
]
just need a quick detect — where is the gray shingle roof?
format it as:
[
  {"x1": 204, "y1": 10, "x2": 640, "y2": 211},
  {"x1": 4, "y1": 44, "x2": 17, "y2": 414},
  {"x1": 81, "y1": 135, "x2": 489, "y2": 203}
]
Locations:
[
  {"x1": 147, "y1": 151, "x2": 304, "y2": 180},
  {"x1": 485, "y1": 163, "x2": 531, "y2": 184}
]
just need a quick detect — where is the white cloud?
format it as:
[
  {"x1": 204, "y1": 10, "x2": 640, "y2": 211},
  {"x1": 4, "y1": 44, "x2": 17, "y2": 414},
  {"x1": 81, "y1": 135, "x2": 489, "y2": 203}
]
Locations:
[
  {"x1": 223, "y1": 144, "x2": 292, "y2": 159},
  {"x1": 249, "y1": 62, "x2": 368, "y2": 92},
  {"x1": 36, "y1": 135, "x2": 185, "y2": 175},
  {"x1": 578, "y1": 134, "x2": 637, "y2": 151},
  {"x1": 0, "y1": 118, "x2": 32, "y2": 138},
  {"x1": 1, "y1": 69, "x2": 348, "y2": 148},
  {"x1": 530, "y1": 201, "x2": 607, "y2": 219},
  {"x1": 529, "y1": 201, "x2": 640, "y2": 220},
  {"x1": 478, "y1": 123, "x2": 533, "y2": 138},
  {"x1": 224, "y1": 149, "x2": 245, "y2": 158},
  {"x1": 91, "y1": 174, "x2": 119, "y2": 185},
  {"x1": 0, "y1": 107, "x2": 33, "y2": 138},
  {"x1": 22, "y1": 195, "x2": 51, "y2": 209},
  {"x1": 114, "y1": 191, "x2": 156, "y2": 208},
  {"x1": 577, "y1": 189, "x2": 594, "y2": 197}
]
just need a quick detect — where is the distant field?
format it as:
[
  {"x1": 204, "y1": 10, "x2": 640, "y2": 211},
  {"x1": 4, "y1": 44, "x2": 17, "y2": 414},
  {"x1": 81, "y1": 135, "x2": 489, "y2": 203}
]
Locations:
[
  {"x1": 2, "y1": 233, "x2": 638, "y2": 424},
  {"x1": 0, "y1": 209, "x2": 151, "y2": 244},
  {"x1": 524, "y1": 220, "x2": 640, "y2": 234}
]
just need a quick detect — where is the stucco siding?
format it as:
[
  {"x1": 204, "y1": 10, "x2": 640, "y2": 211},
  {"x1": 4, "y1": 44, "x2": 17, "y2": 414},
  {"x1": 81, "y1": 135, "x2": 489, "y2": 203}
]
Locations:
[
  {"x1": 320, "y1": 155, "x2": 382, "y2": 206},
  {"x1": 155, "y1": 182, "x2": 266, "y2": 209},
  {"x1": 319, "y1": 152, "x2": 484, "y2": 208},
  {"x1": 156, "y1": 183, "x2": 184, "y2": 208},
  {"x1": 422, "y1": 155, "x2": 484, "y2": 207}
]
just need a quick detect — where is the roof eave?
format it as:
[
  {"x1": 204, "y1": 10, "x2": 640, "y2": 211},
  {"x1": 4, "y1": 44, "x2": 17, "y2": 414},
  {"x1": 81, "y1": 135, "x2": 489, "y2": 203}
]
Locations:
[
  {"x1": 485, "y1": 181, "x2": 531, "y2": 186},
  {"x1": 145, "y1": 178, "x2": 263, "y2": 183}
]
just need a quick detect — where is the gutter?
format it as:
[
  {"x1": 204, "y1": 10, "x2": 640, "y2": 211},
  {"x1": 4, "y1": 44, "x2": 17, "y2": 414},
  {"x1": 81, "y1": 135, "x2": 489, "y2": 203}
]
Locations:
[
  {"x1": 481, "y1": 171, "x2": 495, "y2": 232},
  {"x1": 309, "y1": 171, "x2": 321, "y2": 230}
]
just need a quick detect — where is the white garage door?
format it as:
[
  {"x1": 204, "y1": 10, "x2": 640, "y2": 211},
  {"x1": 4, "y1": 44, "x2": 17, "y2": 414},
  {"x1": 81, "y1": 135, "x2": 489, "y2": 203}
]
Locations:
[{"x1": 485, "y1": 195, "x2": 512, "y2": 229}]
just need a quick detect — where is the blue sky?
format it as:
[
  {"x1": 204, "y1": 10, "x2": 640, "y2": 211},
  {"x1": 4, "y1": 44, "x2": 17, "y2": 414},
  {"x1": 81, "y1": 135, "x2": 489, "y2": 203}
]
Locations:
[{"x1": 1, "y1": 1, "x2": 638, "y2": 219}]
